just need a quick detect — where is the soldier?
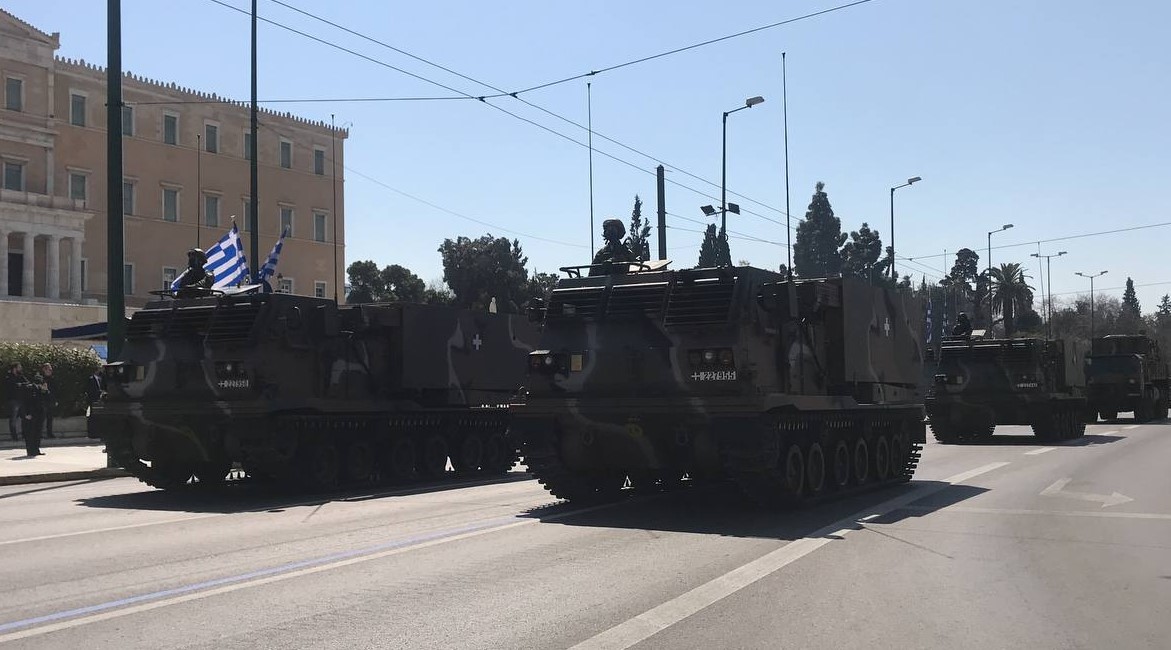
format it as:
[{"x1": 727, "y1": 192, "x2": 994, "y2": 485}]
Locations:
[
  {"x1": 590, "y1": 219, "x2": 637, "y2": 276},
  {"x1": 173, "y1": 248, "x2": 215, "y2": 298},
  {"x1": 952, "y1": 312, "x2": 973, "y2": 337},
  {"x1": 21, "y1": 370, "x2": 48, "y2": 456},
  {"x1": 39, "y1": 363, "x2": 57, "y2": 438},
  {"x1": 5, "y1": 362, "x2": 29, "y2": 441}
]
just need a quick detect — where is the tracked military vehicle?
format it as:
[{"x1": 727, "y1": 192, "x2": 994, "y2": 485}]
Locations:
[
  {"x1": 1085, "y1": 335, "x2": 1169, "y2": 422},
  {"x1": 91, "y1": 287, "x2": 540, "y2": 491},
  {"x1": 926, "y1": 336, "x2": 1087, "y2": 442},
  {"x1": 512, "y1": 263, "x2": 926, "y2": 507}
]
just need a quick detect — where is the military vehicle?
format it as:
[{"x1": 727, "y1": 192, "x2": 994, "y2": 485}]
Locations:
[
  {"x1": 91, "y1": 287, "x2": 540, "y2": 491},
  {"x1": 1085, "y1": 334, "x2": 1169, "y2": 422},
  {"x1": 512, "y1": 264, "x2": 927, "y2": 507},
  {"x1": 926, "y1": 336, "x2": 1087, "y2": 442}
]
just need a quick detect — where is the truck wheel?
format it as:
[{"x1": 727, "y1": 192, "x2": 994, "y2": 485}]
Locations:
[
  {"x1": 417, "y1": 434, "x2": 449, "y2": 478},
  {"x1": 1099, "y1": 410, "x2": 1117, "y2": 422}
]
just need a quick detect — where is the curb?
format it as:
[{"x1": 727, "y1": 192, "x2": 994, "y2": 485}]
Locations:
[{"x1": 0, "y1": 468, "x2": 128, "y2": 486}]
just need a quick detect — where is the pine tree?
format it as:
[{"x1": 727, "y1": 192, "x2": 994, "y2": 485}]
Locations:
[
  {"x1": 625, "y1": 195, "x2": 652, "y2": 261},
  {"x1": 793, "y1": 182, "x2": 846, "y2": 278},
  {"x1": 840, "y1": 222, "x2": 889, "y2": 285},
  {"x1": 1119, "y1": 276, "x2": 1142, "y2": 333},
  {"x1": 697, "y1": 224, "x2": 720, "y2": 268},
  {"x1": 716, "y1": 228, "x2": 732, "y2": 267}
]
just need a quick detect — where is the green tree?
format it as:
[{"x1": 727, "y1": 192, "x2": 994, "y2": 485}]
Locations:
[
  {"x1": 346, "y1": 260, "x2": 381, "y2": 304},
  {"x1": 423, "y1": 280, "x2": 454, "y2": 305},
  {"x1": 438, "y1": 234, "x2": 530, "y2": 312},
  {"x1": 990, "y1": 262, "x2": 1035, "y2": 336},
  {"x1": 840, "y1": 222, "x2": 890, "y2": 285},
  {"x1": 625, "y1": 195, "x2": 652, "y2": 262},
  {"x1": 793, "y1": 182, "x2": 846, "y2": 278},
  {"x1": 1119, "y1": 277, "x2": 1142, "y2": 333},
  {"x1": 345, "y1": 261, "x2": 426, "y2": 304},
  {"x1": 526, "y1": 271, "x2": 560, "y2": 304},
  {"x1": 698, "y1": 224, "x2": 720, "y2": 268},
  {"x1": 716, "y1": 228, "x2": 732, "y2": 267}
]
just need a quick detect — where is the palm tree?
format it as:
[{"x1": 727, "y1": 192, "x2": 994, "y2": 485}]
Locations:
[{"x1": 990, "y1": 262, "x2": 1035, "y2": 336}]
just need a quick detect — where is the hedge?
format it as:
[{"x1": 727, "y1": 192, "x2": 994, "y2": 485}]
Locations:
[{"x1": 0, "y1": 342, "x2": 103, "y2": 417}]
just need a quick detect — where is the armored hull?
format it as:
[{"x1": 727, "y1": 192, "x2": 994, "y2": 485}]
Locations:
[
  {"x1": 513, "y1": 266, "x2": 926, "y2": 506},
  {"x1": 91, "y1": 290, "x2": 539, "y2": 491},
  {"x1": 1084, "y1": 335, "x2": 1169, "y2": 422}
]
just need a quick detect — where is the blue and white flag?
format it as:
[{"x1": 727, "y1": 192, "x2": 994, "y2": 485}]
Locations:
[
  {"x1": 925, "y1": 298, "x2": 934, "y2": 344},
  {"x1": 259, "y1": 226, "x2": 289, "y2": 283},
  {"x1": 171, "y1": 223, "x2": 248, "y2": 291}
]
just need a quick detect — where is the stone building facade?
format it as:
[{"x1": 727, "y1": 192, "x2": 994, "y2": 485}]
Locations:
[{"x1": 0, "y1": 9, "x2": 347, "y2": 325}]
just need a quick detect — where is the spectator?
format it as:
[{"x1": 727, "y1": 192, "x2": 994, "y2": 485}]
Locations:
[
  {"x1": 86, "y1": 370, "x2": 106, "y2": 439},
  {"x1": 40, "y1": 363, "x2": 58, "y2": 439},
  {"x1": 4, "y1": 362, "x2": 29, "y2": 442},
  {"x1": 21, "y1": 370, "x2": 48, "y2": 457}
]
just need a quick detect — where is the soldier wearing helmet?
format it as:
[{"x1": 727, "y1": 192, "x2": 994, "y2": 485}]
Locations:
[
  {"x1": 589, "y1": 218, "x2": 637, "y2": 276},
  {"x1": 173, "y1": 248, "x2": 215, "y2": 298},
  {"x1": 951, "y1": 311, "x2": 973, "y2": 338}
]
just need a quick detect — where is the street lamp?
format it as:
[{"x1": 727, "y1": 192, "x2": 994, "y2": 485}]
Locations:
[
  {"x1": 1030, "y1": 251, "x2": 1067, "y2": 339},
  {"x1": 720, "y1": 96, "x2": 765, "y2": 241},
  {"x1": 1075, "y1": 270, "x2": 1108, "y2": 340},
  {"x1": 889, "y1": 176, "x2": 922, "y2": 280},
  {"x1": 987, "y1": 223, "x2": 1014, "y2": 328}
]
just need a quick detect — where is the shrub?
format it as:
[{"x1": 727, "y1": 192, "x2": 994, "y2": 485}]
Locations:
[{"x1": 0, "y1": 342, "x2": 103, "y2": 417}]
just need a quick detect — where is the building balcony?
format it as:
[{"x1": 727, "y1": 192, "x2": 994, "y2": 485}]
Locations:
[{"x1": 0, "y1": 188, "x2": 87, "y2": 211}]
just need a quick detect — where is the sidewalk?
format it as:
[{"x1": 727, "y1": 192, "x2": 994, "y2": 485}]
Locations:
[{"x1": 0, "y1": 436, "x2": 127, "y2": 486}]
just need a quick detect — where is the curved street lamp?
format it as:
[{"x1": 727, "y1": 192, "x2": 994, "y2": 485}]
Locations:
[
  {"x1": 1075, "y1": 270, "x2": 1108, "y2": 339},
  {"x1": 719, "y1": 96, "x2": 765, "y2": 244},
  {"x1": 889, "y1": 176, "x2": 922, "y2": 280},
  {"x1": 986, "y1": 223, "x2": 1014, "y2": 328}
]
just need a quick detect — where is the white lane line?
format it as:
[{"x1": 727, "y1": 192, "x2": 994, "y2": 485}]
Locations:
[
  {"x1": 1123, "y1": 425, "x2": 1141, "y2": 430},
  {"x1": 898, "y1": 505, "x2": 1171, "y2": 521},
  {"x1": 1098, "y1": 430, "x2": 1120, "y2": 436},
  {"x1": 0, "y1": 500, "x2": 607, "y2": 644},
  {"x1": 1025, "y1": 447, "x2": 1056, "y2": 456},
  {"x1": 0, "y1": 515, "x2": 224, "y2": 547},
  {"x1": 569, "y1": 462, "x2": 1011, "y2": 650}
]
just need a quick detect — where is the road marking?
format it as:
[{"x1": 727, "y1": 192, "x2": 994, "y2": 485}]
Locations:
[
  {"x1": 898, "y1": 505, "x2": 1171, "y2": 521},
  {"x1": 1024, "y1": 447, "x2": 1056, "y2": 456},
  {"x1": 569, "y1": 462, "x2": 1011, "y2": 650},
  {"x1": 1097, "y1": 430, "x2": 1119, "y2": 436},
  {"x1": 0, "y1": 499, "x2": 607, "y2": 643},
  {"x1": 1123, "y1": 425, "x2": 1141, "y2": 430},
  {"x1": 1040, "y1": 478, "x2": 1133, "y2": 508}
]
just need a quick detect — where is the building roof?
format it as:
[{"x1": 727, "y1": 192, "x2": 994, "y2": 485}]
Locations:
[{"x1": 0, "y1": 8, "x2": 59, "y2": 46}]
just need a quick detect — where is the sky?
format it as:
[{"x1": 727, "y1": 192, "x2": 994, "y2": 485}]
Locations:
[{"x1": 9, "y1": 0, "x2": 1171, "y2": 310}]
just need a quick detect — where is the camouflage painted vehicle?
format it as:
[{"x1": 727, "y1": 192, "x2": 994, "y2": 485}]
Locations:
[
  {"x1": 91, "y1": 287, "x2": 540, "y2": 491},
  {"x1": 1085, "y1": 335, "x2": 1169, "y2": 422},
  {"x1": 512, "y1": 264, "x2": 927, "y2": 507},
  {"x1": 925, "y1": 336, "x2": 1087, "y2": 442}
]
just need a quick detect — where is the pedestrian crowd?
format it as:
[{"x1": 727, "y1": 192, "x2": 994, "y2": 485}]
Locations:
[{"x1": 5, "y1": 361, "x2": 59, "y2": 457}]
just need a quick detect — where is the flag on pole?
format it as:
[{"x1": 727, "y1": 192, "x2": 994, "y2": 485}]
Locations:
[
  {"x1": 259, "y1": 226, "x2": 289, "y2": 283},
  {"x1": 925, "y1": 297, "x2": 934, "y2": 344},
  {"x1": 171, "y1": 223, "x2": 247, "y2": 291}
]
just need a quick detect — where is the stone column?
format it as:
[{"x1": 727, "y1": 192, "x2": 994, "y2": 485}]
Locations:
[
  {"x1": 0, "y1": 229, "x2": 8, "y2": 297},
  {"x1": 69, "y1": 237, "x2": 83, "y2": 301},
  {"x1": 21, "y1": 232, "x2": 34, "y2": 298},
  {"x1": 46, "y1": 234, "x2": 60, "y2": 299}
]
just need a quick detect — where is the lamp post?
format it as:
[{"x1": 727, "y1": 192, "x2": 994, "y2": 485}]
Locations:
[
  {"x1": 1075, "y1": 270, "x2": 1108, "y2": 340},
  {"x1": 888, "y1": 176, "x2": 922, "y2": 280},
  {"x1": 720, "y1": 96, "x2": 764, "y2": 236},
  {"x1": 986, "y1": 223, "x2": 1013, "y2": 329},
  {"x1": 1030, "y1": 251, "x2": 1067, "y2": 339}
]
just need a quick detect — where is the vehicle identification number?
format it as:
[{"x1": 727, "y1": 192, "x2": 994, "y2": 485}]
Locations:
[
  {"x1": 218, "y1": 379, "x2": 251, "y2": 389},
  {"x1": 690, "y1": 370, "x2": 737, "y2": 382}
]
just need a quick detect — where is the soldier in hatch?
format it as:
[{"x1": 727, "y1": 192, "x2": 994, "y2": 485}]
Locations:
[
  {"x1": 589, "y1": 218, "x2": 637, "y2": 276},
  {"x1": 951, "y1": 311, "x2": 973, "y2": 337},
  {"x1": 173, "y1": 248, "x2": 215, "y2": 298}
]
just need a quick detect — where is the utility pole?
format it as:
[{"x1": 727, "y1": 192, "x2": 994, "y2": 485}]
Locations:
[
  {"x1": 106, "y1": 0, "x2": 125, "y2": 361},
  {"x1": 656, "y1": 165, "x2": 666, "y2": 260},
  {"x1": 249, "y1": 0, "x2": 260, "y2": 282},
  {"x1": 1076, "y1": 270, "x2": 1108, "y2": 340}
]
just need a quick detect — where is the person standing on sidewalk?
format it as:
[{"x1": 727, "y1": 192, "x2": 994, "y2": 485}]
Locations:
[
  {"x1": 39, "y1": 363, "x2": 58, "y2": 439},
  {"x1": 5, "y1": 362, "x2": 30, "y2": 442},
  {"x1": 21, "y1": 370, "x2": 48, "y2": 457}
]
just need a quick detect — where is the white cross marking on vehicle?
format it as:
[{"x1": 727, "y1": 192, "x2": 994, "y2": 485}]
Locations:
[{"x1": 472, "y1": 334, "x2": 483, "y2": 350}]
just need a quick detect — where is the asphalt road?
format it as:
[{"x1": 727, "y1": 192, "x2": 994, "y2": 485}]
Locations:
[{"x1": 0, "y1": 421, "x2": 1168, "y2": 649}]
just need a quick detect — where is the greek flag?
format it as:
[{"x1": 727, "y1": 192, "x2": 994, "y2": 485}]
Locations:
[
  {"x1": 171, "y1": 223, "x2": 248, "y2": 291},
  {"x1": 259, "y1": 226, "x2": 289, "y2": 283},
  {"x1": 925, "y1": 298, "x2": 934, "y2": 344}
]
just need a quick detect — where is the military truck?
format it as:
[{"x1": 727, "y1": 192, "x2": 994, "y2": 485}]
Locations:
[
  {"x1": 926, "y1": 336, "x2": 1087, "y2": 442},
  {"x1": 512, "y1": 264, "x2": 927, "y2": 507},
  {"x1": 91, "y1": 287, "x2": 540, "y2": 491},
  {"x1": 1085, "y1": 334, "x2": 1169, "y2": 422}
]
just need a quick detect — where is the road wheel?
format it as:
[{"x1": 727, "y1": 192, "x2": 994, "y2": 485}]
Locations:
[
  {"x1": 417, "y1": 434, "x2": 449, "y2": 479},
  {"x1": 831, "y1": 440, "x2": 851, "y2": 490},
  {"x1": 298, "y1": 441, "x2": 340, "y2": 491},
  {"x1": 780, "y1": 443, "x2": 805, "y2": 501},
  {"x1": 193, "y1": 461, "x2": 231, "y2": 486},
  {"x1": 382, "y1": 436, "x2": 416, "y2": 483},
  {"x1": 1099, "y1": 410, "x2": 1117, "y2": 422},
  {"x1": 452, "y1": 434, "x2": 485, "y2": 474},
  {"x1": 873, "y1": 435, "x2": 891, "y2": 481},
  {"x1": 805, "y1": 442, "x2": 827, "y2": 496},
  {"x1": 345, "y1": 439, "x2": 376, "y2": 485},
  {"x1": 150, "y1": 460, "x2": 194, "y2": 490},
  {"x1": 852, "y1": 438, "x2": 870, "y2": 485},
  {"x1": 480, "y1": 432, "x2": 513, "y2": 474}
]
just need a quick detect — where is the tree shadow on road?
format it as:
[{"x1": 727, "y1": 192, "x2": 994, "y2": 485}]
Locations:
[{"x1": 521, "y1": 480, "x2": 988, "y2": 542}]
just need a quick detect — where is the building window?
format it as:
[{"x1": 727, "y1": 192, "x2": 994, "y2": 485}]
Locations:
[
  {"x1": 163, "y1": 113, "x2": 178, "y2": 145},
  {"x1": 313, "y1": 212, "x2": 327, "y2": 242},
  {"x1": 242, "y1": 200, "x2": 252, "y2": 231},
  {"x1": 314, "y1": 281, "x2": 326, "y2": 298},
  {"x1": 2, "y1": 161, "x2": 23, "y2": 191},
  {"x1": 123, "y1": 181, "x2": 135, "y2": 215},
  {"x1": 313, "y1": 148, "x2": 325, "y2": 175},
  {"x1": 5, "y1": 77, "x2": 22, "y2": 112},
  {"x1": 163, "y1": 187, "x2": 180, "y2": 222},
  {"x1": 205, "y1": 123, "x2": 218, "y2": 153},
  {"x1": 204, "y1": 194, "x2": 220, "y2": 227},
  {"x1": 280, "y1": 207, "x2": 293, "y2": 236},
  {"x1": 69, "y1": 172, "x2": 87, "y2": 201},
  {"x1": 122, "y1": 105, "x2": 134, "y2": 136},
  {"x1": 124, "y1": 263, "x2": 135, "y2": 296},
  {"x1": 278, "y1": 277, "x2": 293, "y2": 294},
  {"x1": 70, "y1": 93, "x2": 86, "y2": 126},
  {"x1": 243, "y1": 130, "x2": 253, "y2": 160},
  {"x1": 162, "y1": 267, "x2": 178, "y2": 290},
  {"x1": 279, "y1": 139, "x2": 292, "y2": 169},
  {"x1": 80, "y1": 259, "x2": 88, "y2": 292}
]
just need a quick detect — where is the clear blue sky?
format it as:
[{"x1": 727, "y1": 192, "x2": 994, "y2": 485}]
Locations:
[{"x1": 10, "y1": 0, "x2": 1171, "y2": 309}]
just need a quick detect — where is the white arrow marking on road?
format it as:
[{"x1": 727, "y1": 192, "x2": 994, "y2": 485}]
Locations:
[
  {"x1": 1025, "y1": 447, "x2": 1056, "y2": 456},
  {"x1": 1040, "y1": 478, "x2": 1134, "y2": 508}
]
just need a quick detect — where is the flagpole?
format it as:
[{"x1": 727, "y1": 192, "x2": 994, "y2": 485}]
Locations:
[
  {"x1": 196, "y1": 133, "x2": 202, "y2": 249},
  {"x1": 331, "y1": 113, "x2": 339, "y2": 304}
]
